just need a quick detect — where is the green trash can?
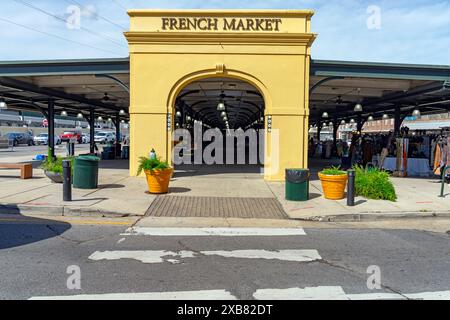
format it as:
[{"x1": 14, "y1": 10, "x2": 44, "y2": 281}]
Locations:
[
  {"x1": 285, "y1": 169, "x2": 310, "y2": 201},
  {"x1": 73, "y1": 155, "x2": 100, "y2": 189}
]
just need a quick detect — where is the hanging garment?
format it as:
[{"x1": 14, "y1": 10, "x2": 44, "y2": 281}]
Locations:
[
  {"x1": 379, "y1": 148, "x2": 388, "y2": 169},
  {"x1": 430, "y1": 140, "x2": 437, "y2": 167},
  {"x1": 396, "y1": 138, "x2": 403, "y2": 173},
  {"x1": 403, "y1": 138, "x2": 409, "y2": 177},
  {"x1": 433, "y1": 143, "x2": 442, "y2": 175}
]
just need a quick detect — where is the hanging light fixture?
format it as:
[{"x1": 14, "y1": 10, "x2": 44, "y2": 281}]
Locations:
[
  {"x1": 382, "y1": 114, "x2": 390, "y2": 120},
  {"x1": 220, "y1": 111, "x2": 227, "y2": 117},
  {"x1": 121, "y1": 120, "x2": 125, "y2": 124},
  {"x1": 61, "y1": 110, "x2": 68, "y2": 117},
  {"x1": 77, "y1": 113, "x2": 83, "y2": 119},
  {"x1": 217, "y1": 102, "x2": 225, "y2": 111},
  {"x1": 354, "y1": 103, "x2": 363, "y2": 112},
  {"x1": 328, "y1": 122, "x2": 333, "y2": 126},
  {"x1": 119, "y1": 109, "x2": 126, "y2": 115},
  {"x1": 223, "y1": 116, "x2": 228, "y2": 121},
  {"x1": 368, "y1": 115, "x2": 374, "y2": 121},
  {"x1": 186, "y1": 115, "x2": 191, "y2": 122},
  {"x1": 108, "y1": 118, "x2": 112, "y2": 122},
  {"x1": 354, "y1": 88, "x2": 363, "y2": 112},
  {"x1": 176, "y1": 111, "x2": 182, "y2": 118},
  {"x1": 322, "y1": 112, "x2": 329, "y2": 118},
  {"x1": 98, "y1": 116, "x2": 103, "y2": 121},
  {"x1": 350, "y1": 118, "x2": 355, "y2": 124},
  {"x1": 412, "y1": 109, "x2": 421, "y2": 117},
  {"x1": 0, "y1": 97, "x2": 7, "y2": 109},
  {"x1": 341, "y1": 120, "x2": 346, "y2": 125}
]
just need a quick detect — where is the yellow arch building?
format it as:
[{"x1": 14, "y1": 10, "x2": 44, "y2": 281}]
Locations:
[{"x1": 125, "y1": 9, "x2": 316, "y2": 181}]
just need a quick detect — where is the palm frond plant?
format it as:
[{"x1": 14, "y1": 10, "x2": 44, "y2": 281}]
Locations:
[{"x1": 137, "y1": 153, "x2": 173, "y2": 194}]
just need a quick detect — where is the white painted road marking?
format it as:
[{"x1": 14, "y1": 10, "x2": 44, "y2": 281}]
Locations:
[
  {"x1": 89, "y1": 249, "x2": 321, "y2": 264},
  {"x1": 253, "y1": 287, "x2": 348, "y2": 300},
  {"x1": 28, "y1": 286, "x2": 450, "y2": 301},
  {"x1": 254, "y1": 287, "x2": 450, "y2": 300},
  {"x1": 122, "y1": 227, "x2": 306, "y2": 237},
  {"x1": 30, "y1": 289, "x2": 237, "y2": 300}
]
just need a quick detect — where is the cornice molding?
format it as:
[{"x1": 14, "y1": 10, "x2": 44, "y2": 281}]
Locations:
[{"x1": 124, "y1": 32, "x2": 317, "y2": 46}]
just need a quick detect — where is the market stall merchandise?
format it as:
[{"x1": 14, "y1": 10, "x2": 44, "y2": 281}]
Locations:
[{"x1": 382, "y1": 157, "x2": 430, "y2": 177}]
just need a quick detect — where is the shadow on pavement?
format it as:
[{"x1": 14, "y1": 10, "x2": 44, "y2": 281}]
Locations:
[{"x1": 0, "y1": 208, "x2": 71, "y2": 250}]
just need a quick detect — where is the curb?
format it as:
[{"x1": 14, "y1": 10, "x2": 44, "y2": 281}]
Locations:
[
  {"x1": 293, "y1": 211, "x2": 450, "y2": 222},
  {"x1": 0, "y1": 204, "x2": 143, "y2": 218}
]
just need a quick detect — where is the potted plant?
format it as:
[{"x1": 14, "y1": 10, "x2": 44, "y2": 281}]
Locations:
[
  {"x1": 137, "y1": 156, "x2": 173, "y2": 194},
  {"x1": 318, "y1": 166, "x2": 348, "y2": 200},
  {"x1": 40, "y1": 148, "x2": 74, "y2": 183}
]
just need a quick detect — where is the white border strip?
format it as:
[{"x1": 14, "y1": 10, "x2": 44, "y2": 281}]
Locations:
[
  {"x1": 30, "y1": 289, "x2": 237, "y2": 300},
  {"x1": 122, "y1": 227, "x2": 306, "y2": 237}
]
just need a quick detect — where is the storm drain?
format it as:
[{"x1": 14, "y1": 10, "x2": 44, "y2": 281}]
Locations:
[{"x1": 145, "y1": 196, "x2": 288, "y2": 220}]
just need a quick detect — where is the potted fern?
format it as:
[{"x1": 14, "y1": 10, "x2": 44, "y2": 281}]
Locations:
[
  {"x1": 318, "y1": 166, "x2": 348, "y2": 200},
  {"x1": 40, "y1": 148, "x2": 74, "y2": 183},
  {"x1": 137, "y1": 154, "x2": 173, "y2": 194}
]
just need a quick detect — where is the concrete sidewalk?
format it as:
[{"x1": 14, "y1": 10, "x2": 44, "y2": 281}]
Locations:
[
  {"x1": 269, "y1": 176, "x2": 450, "y2": 222},
  {"x1": 0, "y1": 159, "x2": 153, "y2": 217},
  {"x1": 0, "y1": 157, "x2": 449, "y2": 221}
]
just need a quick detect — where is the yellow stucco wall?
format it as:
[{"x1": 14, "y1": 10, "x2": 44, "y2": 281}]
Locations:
[{"x1": 125, "y1": 9, "x2": 316, "y2": 181}]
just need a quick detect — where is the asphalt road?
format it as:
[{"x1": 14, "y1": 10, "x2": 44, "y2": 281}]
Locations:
[
  {"x1": 0, "y1": 144, "x2": 91, "y2": 159},
  {"x1": 0, "y1": 215, "x2": 449, "y2": 300}
]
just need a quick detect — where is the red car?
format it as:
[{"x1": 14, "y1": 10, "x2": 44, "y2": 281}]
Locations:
[{"x1": 59, "y1": 131, "x2": 82, "y2": 144}]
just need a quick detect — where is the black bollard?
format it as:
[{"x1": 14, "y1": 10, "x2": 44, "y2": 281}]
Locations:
[
  {"x1": 62, "y1": 160, "x2": 72, "y2": 202},
  {"x1": 347, "y1": 170, "x2": 355, "y2": 206}
]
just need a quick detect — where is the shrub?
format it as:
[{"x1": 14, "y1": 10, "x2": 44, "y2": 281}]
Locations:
[
  {"x1": 137, "y1": 156, "x2": 170, "y2": 176},
  {"x1": 40, "y1": 147, "x2": 75, "y2": 174},
  {"x1": 321, "y1": 166, "x2": 347, "y2": 175},
  {"x1": 40, "y1": 156, "x2": 75, "y2": 174},
  {"x1": 354, "y1": 165, "x2": 397, "y2": 201}
]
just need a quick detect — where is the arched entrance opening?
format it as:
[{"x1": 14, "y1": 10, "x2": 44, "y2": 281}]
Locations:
[{"x1": 172, "y1": 77, "x2": 266, "y2": 175}]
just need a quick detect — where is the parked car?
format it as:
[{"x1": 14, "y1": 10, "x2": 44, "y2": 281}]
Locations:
[
  {"x1": 33, "y1": 133, "x2": 61, "y2": 146},
  {"x1": 59, "y1": 131, "x2": 82, "y2": 144},
  {"x1": 94, "y1": 132, "x2": 115, "y2": 144},
  {"x1": 81, "y1": 133, "x2": 90, "y2": 144},
  {"x1": 5, "y1": 132, "x2": 34, "y2": 146}
]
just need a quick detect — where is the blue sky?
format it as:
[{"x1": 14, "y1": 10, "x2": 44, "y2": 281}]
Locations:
[{"x1": 0, "y1": 0, "x2": 449, "y2": 64}]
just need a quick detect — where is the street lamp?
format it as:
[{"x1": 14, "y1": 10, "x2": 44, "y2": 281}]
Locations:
[
  {"x1": 0, "y1": 97, "x2": 7, "y2": 109},
  {"x1": 354, "y1": 103, "x2": 363, "y2": 112}
]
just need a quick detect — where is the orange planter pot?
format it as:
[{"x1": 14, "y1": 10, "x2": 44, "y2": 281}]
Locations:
[
  {"x1": 318, "y1": 172, "x2": 348, "y2": 200},
  {"x1": 144, "y1": 168, "x2": 173, "y2": 194}
]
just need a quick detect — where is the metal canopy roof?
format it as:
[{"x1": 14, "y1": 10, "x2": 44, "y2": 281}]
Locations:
[{"x1": 0, "y1": 57, "x2": 449, "y2": 126}]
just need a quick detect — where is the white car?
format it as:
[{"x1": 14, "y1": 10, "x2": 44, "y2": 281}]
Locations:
[
  {"x1": 94, "y1": 132, "x2": 115, "y2": 144},
  {"x1": 81, "y1": 133, "x2": 90, "y2": 144},
  {"x1": 33, "y1": 133, "x2": 61, "y2": 145}
]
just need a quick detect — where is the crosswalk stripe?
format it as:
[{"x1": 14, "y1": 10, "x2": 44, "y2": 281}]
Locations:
[
  {"x1": 122, "y1": 227, "x2": 306, "y2": 237},
  {"x1": 253, "y1": 286, "x2": 348, "y2": 300},
  {"x1": 253, "y1": 287, "x2": 450, "y2": 300},
  {"x1": 29, "y1": 289, "x2": 237, "y2": 300},
  {"x1": 88, "y1": 249, "x2": 322, "y2": 264}
]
